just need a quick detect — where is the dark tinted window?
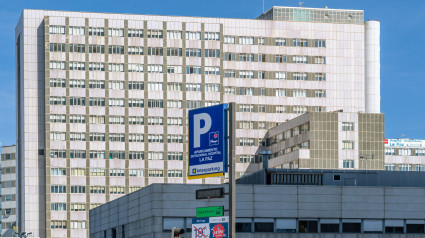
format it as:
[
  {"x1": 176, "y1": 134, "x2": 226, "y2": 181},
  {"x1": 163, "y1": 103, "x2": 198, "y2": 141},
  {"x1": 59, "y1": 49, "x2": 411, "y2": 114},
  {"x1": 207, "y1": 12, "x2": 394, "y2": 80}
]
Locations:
[
  {"x1": 343, "y1": 223, "x2": 361, "y2": 233},
  {"x1": 254, "y1": 222, "x2": 274, "y2": 232},
  {"x1": 407, "y1": 224, "x2": 424, "y2": 233},
  {"x1": 299, "y1": 221, "x2": 318, "y2": 233},
  {"x1": 321, "y1": 223, "x2": 339, "y2": 233},
  {"x1": 236, "y1": 223, "x2": 251, "y2": 232},
  {"x1": 385, "y1": 226, "x2": 404, "y2": 233}
]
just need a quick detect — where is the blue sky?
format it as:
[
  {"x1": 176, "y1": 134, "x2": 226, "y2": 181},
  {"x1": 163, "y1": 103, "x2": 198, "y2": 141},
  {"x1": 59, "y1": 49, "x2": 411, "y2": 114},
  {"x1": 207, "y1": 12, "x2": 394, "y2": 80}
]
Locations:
[{"x1": 0, "y1": 0, "x2": 424, "y2": 146}]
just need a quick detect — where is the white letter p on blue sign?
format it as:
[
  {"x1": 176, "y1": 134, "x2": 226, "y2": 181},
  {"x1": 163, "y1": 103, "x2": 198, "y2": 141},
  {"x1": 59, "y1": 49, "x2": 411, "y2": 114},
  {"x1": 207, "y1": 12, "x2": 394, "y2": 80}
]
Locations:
[{"x1": 193, "y1": 113, "x2": 212, "y2": 148}]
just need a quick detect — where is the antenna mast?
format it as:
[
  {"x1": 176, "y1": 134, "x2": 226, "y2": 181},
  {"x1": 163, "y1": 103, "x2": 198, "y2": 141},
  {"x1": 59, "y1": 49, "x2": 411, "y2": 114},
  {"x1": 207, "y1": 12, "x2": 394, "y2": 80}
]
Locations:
[{"x1": 298, "y1": 0, "x2": 303, "y2": 7}]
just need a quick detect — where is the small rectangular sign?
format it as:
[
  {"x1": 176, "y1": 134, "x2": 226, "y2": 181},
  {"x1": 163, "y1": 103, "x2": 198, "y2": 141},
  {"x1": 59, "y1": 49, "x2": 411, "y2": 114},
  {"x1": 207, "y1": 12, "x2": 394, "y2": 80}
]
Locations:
[
  {"x1": 188, "y1": 104, "x2": 228, "y2": 179},
  {"x1": 192, "y1": 216, "x2": 229, "y2": 238},
  {"x1": 196, "y1": 206, "x2": 224, "y2": 218},
  {"x1": 196, "y1": 188, "x2": 224, "y2": 200}
]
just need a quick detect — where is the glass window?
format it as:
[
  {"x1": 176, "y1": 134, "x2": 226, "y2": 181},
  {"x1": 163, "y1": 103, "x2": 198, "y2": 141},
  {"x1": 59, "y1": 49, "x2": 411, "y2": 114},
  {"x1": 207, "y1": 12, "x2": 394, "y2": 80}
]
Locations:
[{"x1": 342, "y1": 122, "x2": 354, "y2": 131}]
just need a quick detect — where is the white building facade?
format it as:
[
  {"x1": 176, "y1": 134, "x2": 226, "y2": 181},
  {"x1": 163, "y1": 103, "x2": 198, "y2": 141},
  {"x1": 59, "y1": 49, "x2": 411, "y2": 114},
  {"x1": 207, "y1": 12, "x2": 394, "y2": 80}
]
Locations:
[
  {"x1": 1, "y1": 145, "x2": 17, "y2": 237},
  {"x1": 384, "y1": 139, "x2": 425, "y2": 171},
  {"x1": 15, "y1": 7, "x2": 380, "y2": 237}
]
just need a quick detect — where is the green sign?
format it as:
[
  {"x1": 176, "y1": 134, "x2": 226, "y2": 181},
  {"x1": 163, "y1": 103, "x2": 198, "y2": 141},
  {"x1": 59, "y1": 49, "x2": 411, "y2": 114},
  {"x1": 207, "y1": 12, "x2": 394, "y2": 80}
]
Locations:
[{"x1": 196, "y1": 206, "x2": 224, "y2": 218}]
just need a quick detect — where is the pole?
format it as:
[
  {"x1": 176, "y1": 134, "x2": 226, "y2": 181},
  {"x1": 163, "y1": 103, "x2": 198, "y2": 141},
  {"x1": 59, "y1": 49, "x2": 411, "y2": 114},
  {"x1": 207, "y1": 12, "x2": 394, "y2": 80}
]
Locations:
[{"x1": 228, "y1": 102, "x2": 236, "y2": 238}]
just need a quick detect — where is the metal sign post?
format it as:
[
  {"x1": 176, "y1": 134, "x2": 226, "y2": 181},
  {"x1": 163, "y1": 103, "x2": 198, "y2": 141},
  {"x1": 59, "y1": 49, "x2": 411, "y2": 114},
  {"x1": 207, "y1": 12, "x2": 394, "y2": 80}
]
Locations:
[{"x1": 228, "y1": 102, "x2": 236, "y2": 238}]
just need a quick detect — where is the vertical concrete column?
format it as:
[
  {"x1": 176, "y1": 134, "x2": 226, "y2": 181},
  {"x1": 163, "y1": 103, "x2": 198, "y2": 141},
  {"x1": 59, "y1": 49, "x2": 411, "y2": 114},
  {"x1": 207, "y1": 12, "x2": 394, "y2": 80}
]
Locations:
[{"x1": 365, "y1": 21, "x2": 380, "y2": 113}]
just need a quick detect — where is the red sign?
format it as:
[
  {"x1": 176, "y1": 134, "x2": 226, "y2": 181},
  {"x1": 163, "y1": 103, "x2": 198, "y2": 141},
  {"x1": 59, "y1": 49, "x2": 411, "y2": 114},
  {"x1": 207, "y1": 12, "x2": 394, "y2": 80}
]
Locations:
[
  {"x1": 212, "y1": 224, "x2": 225, "y2": 238},
  {"x1": 384, "y1": 139, "x2": 388, "y2": 144}
]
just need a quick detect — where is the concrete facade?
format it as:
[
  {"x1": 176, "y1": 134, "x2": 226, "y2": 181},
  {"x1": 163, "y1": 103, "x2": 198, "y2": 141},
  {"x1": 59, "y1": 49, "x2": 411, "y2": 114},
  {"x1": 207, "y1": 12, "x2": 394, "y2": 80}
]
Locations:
[
  {"x1": 266, "y1": 112, "x2": 385, "y2": 170},
  {"x1": 1, "y1": 145, "x2": 17, "y2": 237},
  {"x1": 15, "y1": 7, "x2": 380, "y2": 238},
  {"x1": 90, "y1": 183, "x2": 425, "y2": 238}
]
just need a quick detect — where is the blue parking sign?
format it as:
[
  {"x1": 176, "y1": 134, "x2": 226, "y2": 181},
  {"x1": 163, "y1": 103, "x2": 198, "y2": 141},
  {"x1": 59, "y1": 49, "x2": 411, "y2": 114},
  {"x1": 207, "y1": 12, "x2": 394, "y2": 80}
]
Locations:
[{"x1": 188, "y1": 104, "x2": 228, "y2": 179}]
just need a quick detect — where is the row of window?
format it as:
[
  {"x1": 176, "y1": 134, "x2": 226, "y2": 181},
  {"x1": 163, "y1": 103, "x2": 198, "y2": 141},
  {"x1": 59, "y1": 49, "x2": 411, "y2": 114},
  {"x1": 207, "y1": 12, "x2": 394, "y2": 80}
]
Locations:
[
  {"x1": 51, "y1": 220, "x2": 86, "y2": 229},
  {"x1": 50, "y1": 73, "x2": 326, "y2": 91},
  {"x1": 385, "y1": 164, "x2": 425, "y2": 171},
  {"x1": 50, "y1": 168, "x2": 146, "y2": 177},
  {"x1": 50, "y1": 150, "x2": 183, "y2": 160},
  {"x1": 49, "y1": 55, "x2": 324, "y2": 73},
  {"x1": 49, "y1": 26, "x2": 327, "y2": 47},
  {"x1": 50, "y1": 132, "x2": 183, "y2": 143},
  {"x1": 50, "y1": 114, "x2": 182, "y2": 126},
  {"x1": 385, "y1": 148, "x2": 425, "y2": 156},
  {"x1": 270, "y1": 122, "x2": 355, "y2": 146}
]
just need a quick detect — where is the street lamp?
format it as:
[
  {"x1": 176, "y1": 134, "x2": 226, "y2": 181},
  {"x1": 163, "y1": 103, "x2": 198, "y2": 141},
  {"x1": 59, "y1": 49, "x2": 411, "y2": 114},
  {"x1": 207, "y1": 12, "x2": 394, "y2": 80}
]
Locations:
[{"x1": 359, "y1": 154, "x2": 374, "y2": 170}]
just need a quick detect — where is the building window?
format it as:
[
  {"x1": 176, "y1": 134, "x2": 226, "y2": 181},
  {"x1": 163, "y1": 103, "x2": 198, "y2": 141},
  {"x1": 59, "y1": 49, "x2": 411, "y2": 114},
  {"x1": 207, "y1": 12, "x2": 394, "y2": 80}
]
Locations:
[
  {"x1": 167, "y1": 48, "x2": 182, "y2": 57},
  {"x1": 89, "y1": 62, "x2": 105, "y2": 71},
  {"x1": 293, "y1": 39, "x2": 308, "y2": 47},
  {"x1": 51, "y1": 221, "x2": 67, "y2": 229},
  {"x1": 89, "y1": 45, "x2": 105, "y2": 54},
  {"x1": 69, "y1": 61, "x2": 85, "y2": 71},
  {"x1": 50, "y1": 61, "x2": 65, "y2": 70},
  {"x1": 148, "y1": 47, "x2": 163, "y2": 56},
  {"x1": 415, "y1": 165, "x2": 425, "y2": 171},
  {"x1": 51, "y1": 168, "x2": 66, "y2": 176},
  {"x1": 275, "y1": 55, "x2": 287, "y2": 63},
  {"x1": 168, "y1": 152, "x2": 183, "y2": 160},
  {"x1": 239, "y1": 138, "x2": 255, "y2": 146},
  {"x1": 204, "y1": 32, "x2": 220, "y2": 41},
  {"x1": 129, "y1": 151, "x2": 144, "y2": 160},
  {"x1": 90, "y1": 151, "x2": 105, "y2": 159},
  {"x1": 90, "y1": 168, "x2": 105, "y2": 176},
  {"x1": 185, "y1": 31, "x2": 201, "y2": 40},
  {"x1": 293, "y1": 72, "x2": 307, "y2": 81},
  {"x1": 314, "y1": 56, "x2": 326, "y2": 64},
  {"x1": 299, "y1": 220, "x2": 318, "y2": 233},
  {"x1": 186, "y1": 66, "x2": 201, "y2": 74},
  {"x1": 167, "y1": 30, "x2": 182, "y2": 39},
  {"x1": 69, "y1": 44, "x2": 85, "y2": 53},
  {"x1": 167, "y1": 65, "x2": 182, "y2": 74},
  {"x1": 70, "y1": 203, "x2": 86, "y2": 211},
  {"x1": 128, "y1": 46, "x2": 144, "y2": 55},
  {"x1": 108, "y1": 63, "x2": 124, "y2": 72},
  {"x1": 168, "y1": 170, "x2": 183, "y2": 177},
  {"x1": 51, "y1": 203, "x2": 66, "y2": 211},
  {"x1": 109, "y1": 169, "x2": 125, "y2": 177},
  {"x1": 49, "y1": 25, "x2": 65, "y2": 34},
  {"x1": 148, "y1": 29, "x2": 163, "y2": 38},
  {"x1": 416, "y1": 149, "x2": 425, "y2": 156},
  {"x1": 239, "y1": 71, "x2": 254, "y2": 79},
  {"x1": 385, "y1": 164, "x2": 395, "y2": 171},
  {"x1": 70, "y1": 186, "x2": 86, "y2": 193},
  {"x1": 293, "y1": 89, "x2": 307, "y2": 98},
  {"x1": 239, "y1": 36, "x2": 254, "y2": 45},
  {"x1": 315, "y1": 73, "x2": 326, "y2": 81},
  {"x1": 276, "y1": 105, "x2": 286, "y2": 113},
  {"x1": 385, "y1": 148, "x2": 395, "y2": 155},
  {"x1": 50, "y1": 43, "x2": 66, "y2": 52},
  {"x1": 315, "y1": 39, "x2": 326, "y2": 48},
  {"x1": 239, "y1": 105, "x2": 254, "y2": 112},
  {"x1": 224, "y1": 36, "x2": 235, "y2": 44},
  {"x1": 128, "y1": 99, "x2": 144, "y2": 108},
  {"x1": 399, "y1": 164, "x2": 412, "y2": 171},
  {"x1": 90, "y1": 186, "x2": 105, "y2": 194},
  {"x1": 343, "y1": 160, "x2": 354, "y2": 168},
  {"x1": 148, "y1": 152, "x2": 163, "y2": 160},
  {"x1": 128, "y1": 29, "x2": 143, "y2": 38},
  {"x1": 342, "y1": 122, "x2": 355, "y2": 131},
  {"x1": 89, "y1": 27, "x2": 104, "y2": 36},
  {"x1": 69, "y1": 26, "x2": 85, "y2": 35},
  {"x1": 51, "y1": 150, "x2": 66, "y2": 159},
  {"x1": 129, "y1": 81, "x2": 144, "y2": 90},
  {"x1": 51, "y1": 185, "x2": 66, "y2": 193},
  {"x1": 315, "y1": 90, "x2": 326, "y2": 98},
  {"x1": 399, "y1": 148, "x2": 412, "y2": 156},
  {"x1": 108, "y1": 28, "x2": 124, "y2": 37},
  {"x1": 275, "y1": 38, "x2": 286, "y2": 46},
  {"x1": 129, "y1": 169, "x2": 144, "y2": 177},
  {"x1": 148, "y1": 169, "x2": 164, "y2": 177},
  {"x1": 109, "y1": 151, "x2": 125, "y2": 160},
  {"x1": 293, "y1": 56, "x2": 307, "y2": 64},
  {"x1": 342, "y1": 141, "x2": 354, "y2": 150}
]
